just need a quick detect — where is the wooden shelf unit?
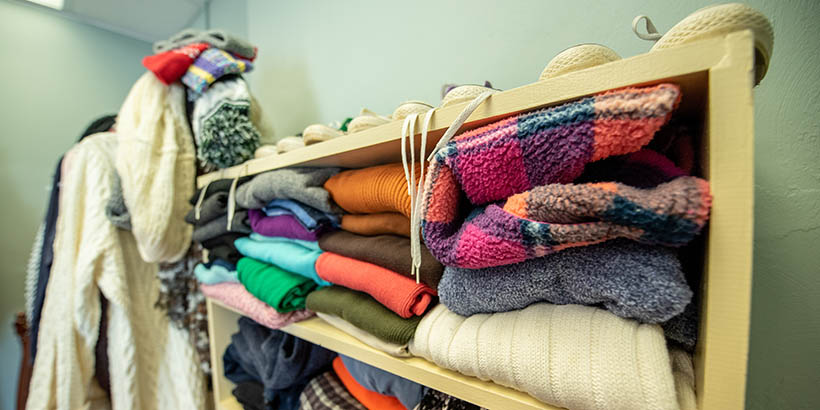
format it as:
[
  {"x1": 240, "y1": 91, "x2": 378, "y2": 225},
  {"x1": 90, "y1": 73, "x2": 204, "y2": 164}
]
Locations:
[{"x1": 204, "y1": 30, "x2": 757, "y2": 410}]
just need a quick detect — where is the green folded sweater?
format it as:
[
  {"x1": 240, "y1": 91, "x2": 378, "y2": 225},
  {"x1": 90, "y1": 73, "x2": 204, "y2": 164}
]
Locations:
[
  {"x1": 237, "y1": 257, "x2": 317, "y2": 313},
  {"x1": 306, "y1": 286, "x2": 421, "y2": 345}
]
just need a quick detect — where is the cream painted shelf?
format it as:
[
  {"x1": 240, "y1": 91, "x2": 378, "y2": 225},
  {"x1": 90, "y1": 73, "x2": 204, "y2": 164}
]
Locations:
[{"x1": 204, "y1": 30, "x2": 757, "y2": 410}]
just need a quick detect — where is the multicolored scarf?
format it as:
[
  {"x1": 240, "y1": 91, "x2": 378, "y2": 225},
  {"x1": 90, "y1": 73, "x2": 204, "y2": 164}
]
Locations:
[{"x1": 420, "y1": 83, "x2": 712, "y2": 268}]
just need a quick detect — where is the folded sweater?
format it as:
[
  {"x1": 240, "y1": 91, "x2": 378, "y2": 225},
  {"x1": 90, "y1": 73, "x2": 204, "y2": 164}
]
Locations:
[
  {"x1": 422, "y1": 83, "x2": 685, "y2": 268},
  {"x1": 315, "y1": 252, "x2": 436, "y2": 318},
  {"x1": 438, "y1": 239, "x2": 692, "y2": 323},
  {"x1": 194, "y1": 262, "x2": 239, "y2": 285},
  {"x1": 236, "y1": 167, "x2": 341, "y2": 212},
  {"x1": 410, "y1": 304, "x2": 678, "y2": 410},
  {"x1": 316, "y1": 313, "x2": 411, "y2": 357},
  {"x1": 318, "y1": 231, "x2": 443, "y2": 288},
  {"x1": 298, "y1": 371, "x2": 367, "y2": 410},
  {"x1": 235, "y1": 234, "x2": 329, "y2": 286},
  {"x1": 200, "y1": 283, "x2": 314, "y2": 329},
  {"x1": 185, "y1": 191, "x2": 229, "y2": 226},
  {"x1": 426, "y1": 176, "x2": 711, "y2": 268},
  {"x1": 192, "y1": 211, "x2": 252, "y2": 243},
  {"x1": 340, "y1": 355, "x2": 424, "y2": 410},
  {"x1": 306, "y1": 286, "x2": 420, "y2": 345},
  {"x1": 263, "y1": 199, "x2": 339, "y2": 230},
  {"x1": 341, "y1": 212, "x2": 411, "y2": 237},
  {"x1": 332, "y1": 358, "x2": 405, "y2": 410},
  {"x1": 324, "y1": 163, "x2": 418, "y2": 218},
  {"x1": 249, "y1": 209, "x2": 320, "y2": 241},
  {"x1": 237, "y1": 257, "x2": 318, "y2": 313}
]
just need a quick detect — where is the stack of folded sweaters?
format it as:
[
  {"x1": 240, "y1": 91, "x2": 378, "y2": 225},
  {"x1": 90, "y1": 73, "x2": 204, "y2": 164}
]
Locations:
[{"x1": 200, "y1": 83, "x2": 706, "y2": 410}]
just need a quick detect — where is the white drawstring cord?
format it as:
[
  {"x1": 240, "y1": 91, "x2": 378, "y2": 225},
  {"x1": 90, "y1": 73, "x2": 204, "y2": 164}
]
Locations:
[
  {"x1": 194, "y1": 170, "x2": 225, "y2": 221},
  {"x1": 226, "y1": 164, "x2": 249, "y2": 230},
  {"x1": 402, "y1": 90, "x2": 495, "y2": 283}
]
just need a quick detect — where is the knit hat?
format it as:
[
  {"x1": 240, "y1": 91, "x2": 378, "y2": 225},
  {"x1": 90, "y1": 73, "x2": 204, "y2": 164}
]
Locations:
[
  {"x1": 409, "y1": 303, "x2": 679, "y2": 410},
  {"x1": 116, "y1": 72, "x2": 194, "y2": 263},
  {"x1": 182, "y1": 48, "x2": 254, "y2": 94},
  {"x1": 142, "y1": 42, "x2": 210, "y2": 85},
  {"x1": 154, "y1": 28, "x2": 258, "y2": 61},
  {"x1": 421, "y1": 83, "x2": 684, "y2": 268},
  {"x1": 191, "y1": 77, "x2": 261, "y2": 169}
]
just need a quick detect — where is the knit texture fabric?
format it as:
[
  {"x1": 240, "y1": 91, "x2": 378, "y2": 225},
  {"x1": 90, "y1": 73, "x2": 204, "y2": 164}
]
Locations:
[
  {"x1": 318, "y1": 231, "x2": 443, "y2": 288},
  {"x1": 427, "y1": 175, "x2": 710, "y2": 268},
  {"x1": 182, "y1": 48, "x2": 253, "y2": 93},
  {"x1": 230, "y1": 317, "x2": 336, "y2": 409},
  {"x1": 332, "y1": 358, "x2": 406, "y2": 410},
  {"x1": 116, "y1": 72, "x2": 194, "y2": 263},
  {"x1": 235, "y1": 234, "x2": 328, "y2": 285},
  {"x1": 417, "y1": 389, "x2": 485, "y2": 410},
  {"x1": 28, "y1": 133, "x2": 205, "y2": 410},
  {"x1": 142, "y1": 42, "x2": 210, "y2": 85},
  {"x1": 341, "y1": 212, "x2": 411, "y2": 237},
  {"x1": 340, "y1": 355, "x2": 425, "y2": 410},
  {"x1": 191, "y1": 77, "x2": 261, "y2": 169},
  {"x1": 409, "y1": 304, "x2": 678, "y2": 410},
  {"x1": 237, "y1": 257, "x2": 318, "y2": 312},
  {"x1": 153, "y1": 28, "x2": 258, "y2": 60},
  {"x1": 422, "y1": 83, "x2": 682, "y2": 268},
  {"x1": 325, "y1": 163, "x2": 417, "y2": 218},
  {"x1": 236, "y1": 167, "x2": 342, "y2": 212},
  {"x1": 306, "y1": 286, "x2": 421, "y2": 345},
  {"x1": 194, "y1": 261, "x2": 239, "y2": 284},
  {"x1": 249, "y1": 209, "x2": 320, "y2": 241},
  {"x1": 316, "y1": 313, "x2": 411, "y2": 357},
  {"x1": 315, "y1": 252, "x2": 436, "y2": 318},
  {"x1": 191, "y1": 211, "x2": 252, "y2": 243},
  {"x1": 200, "y1": 283, "x2": 314, "y2": 329},
  {"x1": 298, "y1": 371, "x2": 367, "y2": 410},
  {"x1": 184, "y1": 191, "x2": 229, "y2": 226},
  {"x1": 438, "y1": 239, "x2": 692, "y2": 323}
]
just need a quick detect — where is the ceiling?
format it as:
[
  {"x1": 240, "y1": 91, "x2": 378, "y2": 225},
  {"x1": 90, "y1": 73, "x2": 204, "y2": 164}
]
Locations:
[{"x1": 36, "y1": 0, "x2": 208, "y2": 43}]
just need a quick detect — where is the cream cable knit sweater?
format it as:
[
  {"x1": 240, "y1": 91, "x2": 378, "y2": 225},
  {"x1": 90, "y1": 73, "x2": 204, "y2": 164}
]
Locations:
[
  {"x1": 409, "y1": 304, "x2": 679, "y2": 410},
  {"x1": 116, "y1": 73, "x2": 194, "y2": 263},
  {"x1": 27, "y1": 133, "x2": 205, "y2": 410}
]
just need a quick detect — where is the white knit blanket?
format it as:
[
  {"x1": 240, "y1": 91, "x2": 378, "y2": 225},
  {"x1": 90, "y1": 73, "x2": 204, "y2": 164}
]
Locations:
[{"x1": 410, "y1": 304, "x2": 679, "y2": 410}]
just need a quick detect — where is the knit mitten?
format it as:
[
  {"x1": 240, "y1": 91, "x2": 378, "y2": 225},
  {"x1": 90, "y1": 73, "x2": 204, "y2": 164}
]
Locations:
[{"x1": 182, "y1": 48, "x2": 254, "y2": 93}]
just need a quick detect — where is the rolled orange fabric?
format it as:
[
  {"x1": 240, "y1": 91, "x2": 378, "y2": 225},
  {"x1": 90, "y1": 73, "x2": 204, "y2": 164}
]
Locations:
[
  {"x1": 315, "y1": 252, "x2": 436, "y2": 318},
  {"x1": 340, "y1": 213, "x2": 411, "y2": 237},
  {"x1": 324, "y1": 163, "x2": 418, "y2": 218},
  {"x1": 332, "y1": 357, "x2": 406, "y2": 410}
]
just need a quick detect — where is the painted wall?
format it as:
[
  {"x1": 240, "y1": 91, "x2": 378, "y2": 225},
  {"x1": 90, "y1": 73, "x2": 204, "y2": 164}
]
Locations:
[
  {"x1": 245, "y1": 1, "x2": 820, "y2": 409},
  {"x1": 0, "y1": 2, "x2": 151, "y2": 409}
]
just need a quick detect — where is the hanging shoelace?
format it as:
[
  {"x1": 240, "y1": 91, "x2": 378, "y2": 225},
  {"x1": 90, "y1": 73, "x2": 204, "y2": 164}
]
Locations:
[{"x1": 400, "y1": 91, "x2": 495, "y2": 282}]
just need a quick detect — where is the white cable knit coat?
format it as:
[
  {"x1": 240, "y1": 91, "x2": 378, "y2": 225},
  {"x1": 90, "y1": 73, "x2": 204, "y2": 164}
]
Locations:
[
  {"x1": 27, "y1": 133, "x2": 205, "y2": 410},
  {"x1": 410, "y1": 303, "x2": 680, "y2": 410},
  {"x1": 116, "y1": 72, "x2": 194, "y2": 263}
]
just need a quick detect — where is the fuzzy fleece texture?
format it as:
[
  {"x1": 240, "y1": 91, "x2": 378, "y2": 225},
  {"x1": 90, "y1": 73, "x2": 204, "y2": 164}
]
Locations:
[
  {"x1": 426, "y1": 175, "x2": 710, "y2": 268},
  {"x1": 200, "y1": 283, "x2": 314, "y2": 329},
  {"x1": 235, "y1": 167, "x2": 342, "y2": 212},
  {"x1": 116, "y1": 72, "x2": 194, "y2": 263},
  {"x1": 315, "y1": 252, "x2": 436, "y2": 318},
  {"x1": 306, "y1": 286, "x2": 421, "y2": 345},
  {"x1": 421, "y1": 83, "x2": 684, "y2": 268},
  {"x1": 438, "y1": 239, "x2": 692, "y2": 323},
  {"x1": 410, "y1": 304, "x2": 678, "y2": 410}
]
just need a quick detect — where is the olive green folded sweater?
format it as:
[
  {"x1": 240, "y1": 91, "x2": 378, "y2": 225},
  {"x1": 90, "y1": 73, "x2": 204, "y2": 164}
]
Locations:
[
  {"x1": 237, "y1": 257, "x2": 317, "y2": 313},
  {"x1": 305, "y1": 286, "x2": 421, "y2": 345}
]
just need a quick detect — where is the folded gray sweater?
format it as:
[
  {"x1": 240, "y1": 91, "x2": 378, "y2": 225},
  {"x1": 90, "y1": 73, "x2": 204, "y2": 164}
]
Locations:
[
  {"x1": 235, "y1": 167, "x2": 342, "y2": 213},
  {"x1": 191, "y1": 211, "x2": 252, "y2": 243},
  {"x1": 438, "y1": 239, "x2": 693, "y2": 324}
]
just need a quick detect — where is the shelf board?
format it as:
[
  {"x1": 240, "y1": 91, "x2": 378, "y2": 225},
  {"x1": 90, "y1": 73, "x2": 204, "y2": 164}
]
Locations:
[
  {"x1": 196, "y1": 32, "x2": 730, "y2": 188},
  {"x1": 209, "y1": 298, "x2": 561, "y2": 410},
  {"x1": 217, "y1": 397, "x2": 243, "y2": 410}
]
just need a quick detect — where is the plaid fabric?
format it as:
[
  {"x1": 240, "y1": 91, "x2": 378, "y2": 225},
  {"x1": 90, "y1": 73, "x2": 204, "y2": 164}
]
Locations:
[
  {"x1": 182, "y1": 48, "x2": 254, "y2": 93},
  {"x1": 299, "y1": 371, "x2": 366, "y2": 410},
  {"x1": 418, "y1": 389, "x2": 486, "y2": 410},
  {"x1": 421, "y1": 84, "x2": 698, "y2": 269}
]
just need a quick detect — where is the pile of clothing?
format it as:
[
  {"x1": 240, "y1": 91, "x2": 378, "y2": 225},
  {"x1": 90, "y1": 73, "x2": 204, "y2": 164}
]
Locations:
[
  {"x1": 223, "y1": 317, "x2": 479, "y2": 410},
  {"x1": 201, "y1": 82, "x2": 705, "y2": 410},
  {"x1": 143, "y1": 28, "x2": 272, "y2": 171}
]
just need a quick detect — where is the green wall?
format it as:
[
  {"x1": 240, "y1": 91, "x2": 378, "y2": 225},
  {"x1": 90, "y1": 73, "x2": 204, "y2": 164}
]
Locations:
[
  {"x1": 245, "y1": 1, "x2": 820, "y2": 408},
  {"x1": 0, "y1": 2, "x2": 151, "y2": 409}
]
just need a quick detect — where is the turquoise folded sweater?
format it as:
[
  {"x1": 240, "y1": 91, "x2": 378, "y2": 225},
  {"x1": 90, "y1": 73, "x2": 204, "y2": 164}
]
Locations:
[
  {"x1": 194, "y1": 262, "x2": 239, "y2": 285},
  {"x1": 235, "y1": 233, "x2": 329, "y2": 286}
]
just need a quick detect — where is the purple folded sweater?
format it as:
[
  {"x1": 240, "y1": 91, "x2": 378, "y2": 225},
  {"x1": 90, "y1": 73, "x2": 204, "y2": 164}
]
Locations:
[{"x1": 248, "y1": 209, "x2": 319, "y2": 241}]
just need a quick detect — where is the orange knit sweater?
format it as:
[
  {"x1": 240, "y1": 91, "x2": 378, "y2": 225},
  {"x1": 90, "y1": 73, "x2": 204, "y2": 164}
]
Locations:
[
  {"x1": 333, "y1": 357, "x2": 405, "y2": 410},
  {"x1": 324, "y1": 163, "x2": 418, "y2": 218}
]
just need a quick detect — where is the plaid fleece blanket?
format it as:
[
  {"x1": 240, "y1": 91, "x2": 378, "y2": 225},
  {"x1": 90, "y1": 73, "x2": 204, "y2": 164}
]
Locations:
[{"x1": 421, "y1": 83, "x2": 712, "y2": 268}]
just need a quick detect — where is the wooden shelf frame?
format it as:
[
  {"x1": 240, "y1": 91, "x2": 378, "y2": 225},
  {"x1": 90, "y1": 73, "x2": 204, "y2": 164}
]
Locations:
[{"x1": 204, "y1": 30, "x2": 757, "y2": 410}]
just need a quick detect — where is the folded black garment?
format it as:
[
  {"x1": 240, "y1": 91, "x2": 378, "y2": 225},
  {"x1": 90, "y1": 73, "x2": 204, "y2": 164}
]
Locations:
[{"x1": 233, "y1": 381, "x2": 265, "y2": 410}]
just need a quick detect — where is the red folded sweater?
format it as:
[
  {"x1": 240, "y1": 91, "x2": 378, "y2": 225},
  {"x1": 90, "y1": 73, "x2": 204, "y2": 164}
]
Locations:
[{"x1": 315, "y1": 252, "x2": 435, "y2": 318}]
